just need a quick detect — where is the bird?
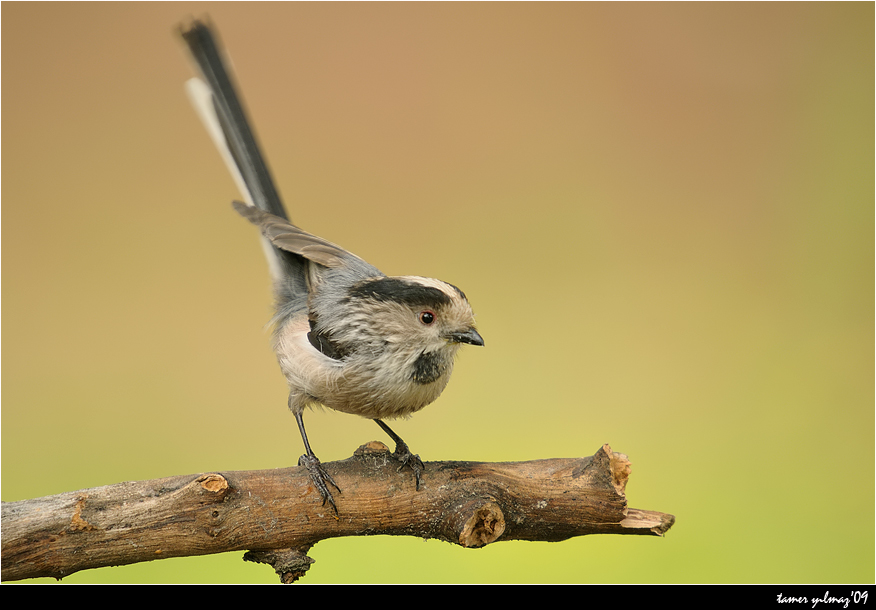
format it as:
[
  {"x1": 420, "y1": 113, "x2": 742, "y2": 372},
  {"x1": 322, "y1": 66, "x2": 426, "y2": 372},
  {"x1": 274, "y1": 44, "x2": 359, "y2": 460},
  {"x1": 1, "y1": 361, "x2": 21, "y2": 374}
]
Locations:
[{"x1": 179, "y1": 20, "x2": 484, "y2": 512}]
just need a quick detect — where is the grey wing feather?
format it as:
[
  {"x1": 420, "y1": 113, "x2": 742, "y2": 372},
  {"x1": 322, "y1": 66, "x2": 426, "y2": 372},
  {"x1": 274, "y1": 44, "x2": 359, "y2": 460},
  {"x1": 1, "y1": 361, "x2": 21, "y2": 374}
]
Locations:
[{"x1": 232, "y1": 201, "x2": 363, "y2": 269}]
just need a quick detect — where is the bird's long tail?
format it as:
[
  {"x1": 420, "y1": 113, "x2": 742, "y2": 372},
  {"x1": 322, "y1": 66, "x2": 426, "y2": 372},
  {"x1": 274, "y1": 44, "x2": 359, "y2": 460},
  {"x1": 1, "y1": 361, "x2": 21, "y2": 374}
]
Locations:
[{"x1": 180, "y1": 19, "x2": 293, "y2": 283}]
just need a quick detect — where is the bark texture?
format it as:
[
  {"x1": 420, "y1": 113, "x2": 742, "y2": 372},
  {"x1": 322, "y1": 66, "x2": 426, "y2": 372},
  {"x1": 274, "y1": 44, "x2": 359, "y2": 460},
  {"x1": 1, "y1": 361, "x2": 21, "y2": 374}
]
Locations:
[{"x1": 1, "y1": 443, "x2": 674, "y2": 582}]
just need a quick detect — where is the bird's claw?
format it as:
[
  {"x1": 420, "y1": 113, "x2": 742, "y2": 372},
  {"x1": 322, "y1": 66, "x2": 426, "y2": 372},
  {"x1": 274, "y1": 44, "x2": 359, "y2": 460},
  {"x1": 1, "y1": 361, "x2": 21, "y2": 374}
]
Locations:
[
  {"x1": 298, "y1": 453, "x2": 341, "y2": 514},
  {"x1": 391, "y1": 441, "x2": 425, "y2": 491}
]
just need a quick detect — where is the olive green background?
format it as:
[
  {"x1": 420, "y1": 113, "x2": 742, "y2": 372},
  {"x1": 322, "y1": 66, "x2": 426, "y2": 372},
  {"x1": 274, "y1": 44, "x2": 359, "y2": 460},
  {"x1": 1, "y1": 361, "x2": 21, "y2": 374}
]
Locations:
[{"x1": 3, "y1": 2, "x2": 872, "y2": 584}]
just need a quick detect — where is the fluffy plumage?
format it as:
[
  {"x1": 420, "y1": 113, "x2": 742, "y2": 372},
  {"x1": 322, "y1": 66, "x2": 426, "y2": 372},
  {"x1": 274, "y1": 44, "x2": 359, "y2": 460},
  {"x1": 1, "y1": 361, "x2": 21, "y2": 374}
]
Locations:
[{"x1": 180, "y1": 21, "x2": 483, "y2": 512}]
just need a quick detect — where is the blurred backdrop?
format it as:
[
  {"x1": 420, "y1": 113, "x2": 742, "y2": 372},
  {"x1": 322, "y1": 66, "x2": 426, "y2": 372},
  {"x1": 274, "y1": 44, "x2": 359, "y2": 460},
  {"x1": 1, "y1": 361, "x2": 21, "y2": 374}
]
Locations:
[{"x1": 2, "y1": 2, "x2": 872, "y2": 584}]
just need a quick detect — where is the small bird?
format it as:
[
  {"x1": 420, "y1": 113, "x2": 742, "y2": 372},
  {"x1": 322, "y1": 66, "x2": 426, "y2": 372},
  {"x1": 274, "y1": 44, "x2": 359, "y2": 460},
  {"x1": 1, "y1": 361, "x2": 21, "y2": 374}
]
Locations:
[{"x1": 179, "y1": 21, "x2": 483, "y2": 512}]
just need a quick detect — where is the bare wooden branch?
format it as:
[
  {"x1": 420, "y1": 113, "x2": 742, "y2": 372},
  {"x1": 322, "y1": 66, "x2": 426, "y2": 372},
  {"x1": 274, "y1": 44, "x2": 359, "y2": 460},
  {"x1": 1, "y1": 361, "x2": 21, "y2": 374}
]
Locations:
[{"x1": 1, "y1": 443, "x2": 674, "y2": 582}]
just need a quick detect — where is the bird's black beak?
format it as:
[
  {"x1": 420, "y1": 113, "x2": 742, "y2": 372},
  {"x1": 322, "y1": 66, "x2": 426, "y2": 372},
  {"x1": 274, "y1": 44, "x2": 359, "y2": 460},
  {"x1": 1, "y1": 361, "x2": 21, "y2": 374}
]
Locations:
[{"x1": 447, "y1": 328, "x2": 485, "y2": 346}]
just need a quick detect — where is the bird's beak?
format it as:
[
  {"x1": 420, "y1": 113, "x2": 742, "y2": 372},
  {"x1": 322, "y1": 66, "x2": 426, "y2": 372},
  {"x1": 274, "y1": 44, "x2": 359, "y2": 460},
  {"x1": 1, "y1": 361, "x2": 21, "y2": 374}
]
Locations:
[{"x1": 447, "y1": 328, "x2": 485, "y2": 346}]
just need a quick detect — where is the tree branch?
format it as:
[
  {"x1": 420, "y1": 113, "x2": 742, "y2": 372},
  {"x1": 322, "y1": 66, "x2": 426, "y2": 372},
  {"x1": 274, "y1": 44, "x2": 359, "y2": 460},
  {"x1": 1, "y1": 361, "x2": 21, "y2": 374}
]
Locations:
[{"x1": 1, "y1": 443, "x2": 674, "y2": 582}]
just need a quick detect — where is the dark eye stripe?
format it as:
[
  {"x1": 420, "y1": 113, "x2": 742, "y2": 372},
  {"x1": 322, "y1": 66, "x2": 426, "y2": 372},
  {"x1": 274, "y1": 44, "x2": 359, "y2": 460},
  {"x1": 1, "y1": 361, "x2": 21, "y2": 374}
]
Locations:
[{"x1": 348, "y1": 278, "x2": 452, "y2": 308}]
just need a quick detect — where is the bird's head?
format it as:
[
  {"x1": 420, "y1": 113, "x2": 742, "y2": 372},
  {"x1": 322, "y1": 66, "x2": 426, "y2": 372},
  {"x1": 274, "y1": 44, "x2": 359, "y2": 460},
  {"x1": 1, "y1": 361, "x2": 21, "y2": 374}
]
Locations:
[{"x1": 347, "y1": 275, "x2": 482, "y2": 352}]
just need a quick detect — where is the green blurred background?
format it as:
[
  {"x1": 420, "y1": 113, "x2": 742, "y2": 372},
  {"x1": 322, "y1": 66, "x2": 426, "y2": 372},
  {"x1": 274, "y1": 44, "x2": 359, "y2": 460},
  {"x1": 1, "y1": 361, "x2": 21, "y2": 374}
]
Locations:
[{"x1": 2, "y1": 2, "x2": 872, "y2": 584}]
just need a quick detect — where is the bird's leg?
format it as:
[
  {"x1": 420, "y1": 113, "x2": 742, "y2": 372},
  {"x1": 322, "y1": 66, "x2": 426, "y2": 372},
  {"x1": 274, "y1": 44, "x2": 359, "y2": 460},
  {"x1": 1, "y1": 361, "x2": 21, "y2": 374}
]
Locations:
[
  {"x1": 374, "y1": 419, "x2": 425, "y2": 490},
  {"x1": 294, "y1": 410, "x2": 341, "y2": 513}
]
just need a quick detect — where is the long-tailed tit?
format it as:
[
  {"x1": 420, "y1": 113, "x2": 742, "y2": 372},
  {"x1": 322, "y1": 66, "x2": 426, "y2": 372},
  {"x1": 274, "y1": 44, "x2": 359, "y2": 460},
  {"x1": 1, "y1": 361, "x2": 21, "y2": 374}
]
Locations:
[{"x1": 179, "y1": 21, "x2": 483, "y2": 512}]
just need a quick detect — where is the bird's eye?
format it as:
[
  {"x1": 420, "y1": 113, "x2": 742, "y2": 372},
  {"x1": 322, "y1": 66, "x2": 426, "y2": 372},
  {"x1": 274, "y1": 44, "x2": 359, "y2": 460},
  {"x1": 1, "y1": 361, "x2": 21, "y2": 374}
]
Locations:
[{"x1": 418, "y1": 310, "x2": 436, "y2": 325}]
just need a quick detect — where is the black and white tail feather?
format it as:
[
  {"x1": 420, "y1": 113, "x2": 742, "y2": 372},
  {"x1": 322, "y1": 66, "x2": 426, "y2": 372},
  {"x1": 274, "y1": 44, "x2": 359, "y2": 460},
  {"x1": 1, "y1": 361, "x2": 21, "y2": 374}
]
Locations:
[{"x1": 180, "y1": 20, "x2": 483, "y2": 514}]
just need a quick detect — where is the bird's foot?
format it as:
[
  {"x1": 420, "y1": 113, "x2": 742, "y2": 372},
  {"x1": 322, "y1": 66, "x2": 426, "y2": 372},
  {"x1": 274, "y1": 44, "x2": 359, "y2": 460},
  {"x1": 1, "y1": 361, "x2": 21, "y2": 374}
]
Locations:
[
  {"x1": 390, "y1": 440, "x2": 425, "y2": 491},
  {"x1": 298, "y1": 453, "x2": 341, "y2": 514}
]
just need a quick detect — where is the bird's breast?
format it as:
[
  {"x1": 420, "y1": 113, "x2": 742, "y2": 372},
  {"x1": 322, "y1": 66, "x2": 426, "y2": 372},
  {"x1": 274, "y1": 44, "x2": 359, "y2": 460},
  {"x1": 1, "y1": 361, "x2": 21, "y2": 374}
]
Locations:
[{"x1": 274, "y1": 317, "x2": 456, "y2": 419}]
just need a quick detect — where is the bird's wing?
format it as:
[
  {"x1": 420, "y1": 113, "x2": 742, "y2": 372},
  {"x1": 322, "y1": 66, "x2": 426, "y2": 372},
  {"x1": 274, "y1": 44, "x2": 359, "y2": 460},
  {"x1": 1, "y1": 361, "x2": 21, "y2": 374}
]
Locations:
[{"x1": 232, "y1": 201, "x2": 363, "y2": 270}]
